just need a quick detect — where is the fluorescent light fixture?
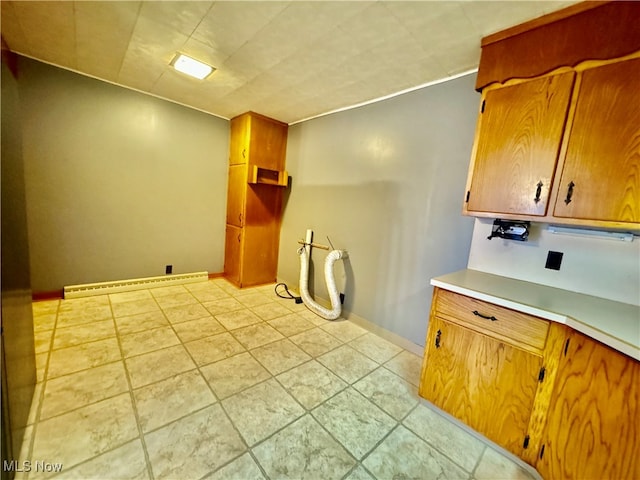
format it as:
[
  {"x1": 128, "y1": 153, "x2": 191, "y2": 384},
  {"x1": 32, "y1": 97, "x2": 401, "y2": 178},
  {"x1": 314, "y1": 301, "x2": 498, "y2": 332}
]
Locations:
[
  {"x1": 171, "y1": 53, "x2": 214, "y2": 80},
  {"x1": 547, "y1": 225, "x2": 635, "y2": 242}
]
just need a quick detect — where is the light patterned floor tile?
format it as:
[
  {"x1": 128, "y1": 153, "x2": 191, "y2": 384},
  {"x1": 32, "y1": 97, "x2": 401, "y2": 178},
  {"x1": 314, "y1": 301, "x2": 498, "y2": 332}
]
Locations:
[
  {"x1": 145, "y1": 404, "x2": 246, "y2": 480},
  {"x1": 311, "y1": 388, "x2": 396, "y2": 460},
  {"x1": 267, "y1": 313, "x2": 315, "y2": 337},
  {"x1": 403, "y1": 403, "x2": 485, "y2": 472},
  {"x1": 353, "y1": 367, "x2": 419, "y2": 420},
  {"x1": 184, "y1": 332, "x2": 246, "y2": 366},
  {"x1": 348, "y1": 332, "x2": 403, "y2": 364},
  {"x1": 276, "y1": 360, "x2": 347, "y2": 410},
  {"x1": 235, "y1": 292, "x2": 273, "y2": 308},
  {"x1": 231, "y1": 323, "x2": 284, "y2": 350},
  {"x1": 215, "y1": 309, "x2": 263, "y2": 330},
  {"x1": 289, "y1": 327, "x2": 343, "y2": 357},
  {"x1": 47, "y1": 337, "x2": 121, "y2": 379},
  {"x1": 383, "y1": 350, "x2": 423, "y2": 386},
  {"x1": 202, "y1": 297, "x2": 246, "y2": 315},
  {"x1": 115, "y1": 311, "x2": 170, "y2": 336},
  {"x1": 133, "y1": 369, "x2": 216, "y2": 433},
  {"x1": 34, "y1": 329, "x2": 53, "y2": 354},
  {"x1": 33, "y1": 312, "x2": 56, "y2": 332},
  {"x1": 56, "y1": 304, "x2": 112, "y2": 328},
  {"x1": 109, "y1": 290, "x2": 153, "y2": 304},
  {"x1": 363, "y1": 425, "x2": 469, "y2": 479},
  {"x1": 251, "y1": 302, "x2": 294, "y2": 321},
  {"x1": 188, "y1": 287, "x2": 231, "y2": 303},
  {"x1": 111, "y1": 298, "x2": 160, "y2": 318},
  {"x1": 30, "y1": 393, "x2": 138, "y2": 475},
  {"x1": 162, "y1": 303, "x2": 211, "y2": 324},
  {"x1": 149, "y1": 285, "x2": 188, "y2": 298},
  {"x1": 253, "y1": 415, "x2": 356, "y2": 479},
  {"x1": 474, "y1": 447, "x2": 537, "y2": 480},
  {"x1": 52, "y1": 439, "x2": 149, "y2": 480},
  {"x1": 171, "y1": 316, "x2": 225, "y2": 343},
  {"x1": 206, "y1": 453, "x2": 265, "y2": 480},
  {"x1": 154, "y1": 292, "x2": 198, "y2": 309},
  {"x1": 344, "y1": 465, "x2": 375, "y2": 480},
  {"x1": 317, "y1": 345, "x2": 378, "y2": 384},
  {"x1": 222, "y1": 378, "x2": 305, "y2": 446},
  {"x1": 125, "y1": 345, "x2": 195, "y2": 388},
  {"x1": 40, "y1": 361, "x2": 129, "y2": 420},
  {"x1": 251, "y1": 339, "x2": 311, "y2": 375},
  {"x1": 200, "y1": 352, "x2": 270, "y2": 400},
  {"x1": 319, "y1": 320, "x2": 368, "y2": 342},
  {"x1": 119, "y1": 326, "x2": 180, "y2": 358},
  {"x1": 53, "y1": 319, "x2": 116, "y2": 350},
  {"x1": 32, "y1": 300, "x2": 60, "y2": 316}
]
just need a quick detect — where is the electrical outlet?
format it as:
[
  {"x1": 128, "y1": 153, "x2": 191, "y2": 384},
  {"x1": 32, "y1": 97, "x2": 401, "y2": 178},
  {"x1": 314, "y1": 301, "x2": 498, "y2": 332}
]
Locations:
[
  {"x1": 545, "y1": 251, "x2": 563, "y2": 271},
  {"x1": 165, "y1": 265, "x2": 173, "y2": 274}
]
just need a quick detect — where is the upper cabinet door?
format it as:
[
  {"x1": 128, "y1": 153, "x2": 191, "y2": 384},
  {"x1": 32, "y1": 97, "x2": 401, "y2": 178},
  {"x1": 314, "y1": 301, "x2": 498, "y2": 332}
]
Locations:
[
  {"x1": 466, "y1": 72, "x2": 575, "y2": 216},
  {"x1": 553, "y1": 58, "x2": 640, "y2": 223},
  {"x1": 229, "y1": 114, "x2": 250, "y2": 165}
]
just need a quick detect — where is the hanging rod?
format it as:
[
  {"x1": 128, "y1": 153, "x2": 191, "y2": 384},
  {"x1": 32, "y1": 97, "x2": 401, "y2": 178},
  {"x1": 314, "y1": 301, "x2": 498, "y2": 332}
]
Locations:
[{"x1": 297, "y1": 240, "x2": 330, "y2": 250}]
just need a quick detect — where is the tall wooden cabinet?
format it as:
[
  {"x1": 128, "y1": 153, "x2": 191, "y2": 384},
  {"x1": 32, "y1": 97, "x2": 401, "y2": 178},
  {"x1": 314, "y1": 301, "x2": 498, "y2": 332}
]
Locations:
[
  {"x1": 463, "y1": 1, "x2": 640, "y2": 230},
  {"x1": 224, "y1": 112, "x2": 288, "y2": 288}
]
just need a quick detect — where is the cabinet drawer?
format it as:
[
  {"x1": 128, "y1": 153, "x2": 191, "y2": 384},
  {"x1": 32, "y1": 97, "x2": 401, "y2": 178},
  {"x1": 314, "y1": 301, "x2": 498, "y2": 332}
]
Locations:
[{"x1": 433, "y1": 288, "x2": 549, "y2": 351}]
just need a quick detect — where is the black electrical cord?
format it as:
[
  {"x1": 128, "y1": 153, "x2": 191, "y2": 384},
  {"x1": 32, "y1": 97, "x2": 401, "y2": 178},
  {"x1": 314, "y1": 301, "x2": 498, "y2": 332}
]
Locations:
[{"x1": 274, "y1": 283, "x2": 303, "y2": 303}]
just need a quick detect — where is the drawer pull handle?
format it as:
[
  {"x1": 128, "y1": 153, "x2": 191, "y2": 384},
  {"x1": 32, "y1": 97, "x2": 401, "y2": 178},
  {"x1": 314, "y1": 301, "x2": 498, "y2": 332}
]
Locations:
[
  {"x1": 473, "y1": 310, "x2": 497, "y2": 321},
  {"x1": 534, "y1": 181, "x2": 543, "y2": 204}
]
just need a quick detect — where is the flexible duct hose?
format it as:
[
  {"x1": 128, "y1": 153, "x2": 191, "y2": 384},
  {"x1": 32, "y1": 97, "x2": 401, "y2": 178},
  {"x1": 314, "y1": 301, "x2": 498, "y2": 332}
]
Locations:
[{"x1": 298, "y1": 245, "x2": 348, "y2": 320}]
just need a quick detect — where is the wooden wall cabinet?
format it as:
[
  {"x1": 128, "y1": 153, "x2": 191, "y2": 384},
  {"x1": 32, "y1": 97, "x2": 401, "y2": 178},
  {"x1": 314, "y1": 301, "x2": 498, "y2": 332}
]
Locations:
[
  {"x1": 419, "y1": 288, "x2": 640, "y2": 479},
  {"x1": 463, "y1": 2, "x2": 640, "y2": 230},
  {"x1": 223, "y1": 112, "x2": 288, "y2": 287}
]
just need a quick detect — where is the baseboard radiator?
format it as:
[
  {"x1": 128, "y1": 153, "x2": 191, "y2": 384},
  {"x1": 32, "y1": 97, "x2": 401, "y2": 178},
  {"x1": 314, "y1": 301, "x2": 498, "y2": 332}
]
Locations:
[{"x1": 63, "y1": 271, "x2": 209, "y2": 299}]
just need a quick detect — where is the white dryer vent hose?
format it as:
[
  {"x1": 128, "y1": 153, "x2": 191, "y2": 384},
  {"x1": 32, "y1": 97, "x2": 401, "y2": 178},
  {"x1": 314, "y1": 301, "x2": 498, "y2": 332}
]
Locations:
[{"x1": 298, "y1": 242, "x2": 348, "y2": 321}]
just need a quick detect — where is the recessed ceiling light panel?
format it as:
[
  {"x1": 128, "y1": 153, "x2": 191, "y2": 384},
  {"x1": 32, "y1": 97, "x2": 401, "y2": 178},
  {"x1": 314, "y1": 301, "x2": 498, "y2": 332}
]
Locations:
[{"x1": 171, "y1": 53, "x2": 214, "y2": 80}]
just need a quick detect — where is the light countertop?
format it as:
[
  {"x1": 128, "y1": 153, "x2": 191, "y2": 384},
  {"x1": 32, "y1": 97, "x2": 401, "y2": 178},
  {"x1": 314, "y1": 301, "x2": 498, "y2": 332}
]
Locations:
[{"x1": 431, "y1": 269, "x2": 640, "y2": 361}]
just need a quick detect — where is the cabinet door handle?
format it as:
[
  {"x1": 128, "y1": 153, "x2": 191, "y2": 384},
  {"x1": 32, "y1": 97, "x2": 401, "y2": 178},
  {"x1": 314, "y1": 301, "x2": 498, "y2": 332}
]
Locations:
[
  {"x1": 238, "y1": 213, "x2": 243, "y2": 224},
  {"x1": 534, "y1": 181, "x2": 543, "y2": 203},
  {"x1": 472, "y1": 310, "x2": 498, "y2": 321},
  {"x1": 242, "y1": 148, "x2": 246, "y2": 158},
  {"x1": 564, "y1": 181, "x2": 575, "y2": 205},
  {"x1": 237, "y1": 233, "x2": 241, "y2": 243},
  {"x1": 435, "y1": 329, "x2": 441, "y2": 348}
]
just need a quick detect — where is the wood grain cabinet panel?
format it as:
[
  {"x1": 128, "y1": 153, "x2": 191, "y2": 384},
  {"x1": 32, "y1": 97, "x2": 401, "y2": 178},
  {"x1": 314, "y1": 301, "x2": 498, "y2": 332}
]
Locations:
[
  {"x1": 536, "y1": 330, "x2": 640, "y2": 480},
  {"x1": 466, "y1": 72, "x2": 575, "y2": 216},
  {"x1": 226, "y1": 165, "x2": 246, "y2": 227},
  {"x1": 553, "y1": 58, "x2": 640, "y2": 223},
  {"x1": 420, "y1": 315, "x2": 543, "y2": 456}
]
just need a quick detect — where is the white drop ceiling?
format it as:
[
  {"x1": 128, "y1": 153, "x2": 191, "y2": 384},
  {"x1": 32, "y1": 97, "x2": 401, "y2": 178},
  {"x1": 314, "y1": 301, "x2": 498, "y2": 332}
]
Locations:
[{"x1": 1, "y1": 1, "x2": 576, "y2": 124}]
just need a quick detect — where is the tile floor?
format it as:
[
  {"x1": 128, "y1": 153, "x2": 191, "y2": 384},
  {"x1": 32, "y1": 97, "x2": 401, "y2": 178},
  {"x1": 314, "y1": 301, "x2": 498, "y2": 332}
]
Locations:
[{"x1": 17, "y1": 278, "x2": 539, "y2": 480}]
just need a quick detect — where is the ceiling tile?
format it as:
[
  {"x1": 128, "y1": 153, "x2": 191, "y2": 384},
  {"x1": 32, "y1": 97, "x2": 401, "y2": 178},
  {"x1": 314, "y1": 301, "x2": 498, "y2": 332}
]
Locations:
[
  {"x1": 191, "y1": 1, "x2": 290, "y2": 57},
  {"x1": 138, "y1": 1, "x2": 213, "y2": 37},
  {"x1": 3, "y1": 0, "x2": 582, "y2": 123},
  {"x1": 10, "y1": 1, "x2": 76, "y2": 67}
]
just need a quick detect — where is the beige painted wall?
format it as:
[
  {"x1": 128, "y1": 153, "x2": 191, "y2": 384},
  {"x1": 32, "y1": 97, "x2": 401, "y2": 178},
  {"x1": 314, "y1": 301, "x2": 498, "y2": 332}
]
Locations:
[
  {"x1": 17, "y1": 58, "x2": 230, "y2": 292},
  {"x1": 278, "y1": 74, "x2": 478, "y2": 346}
]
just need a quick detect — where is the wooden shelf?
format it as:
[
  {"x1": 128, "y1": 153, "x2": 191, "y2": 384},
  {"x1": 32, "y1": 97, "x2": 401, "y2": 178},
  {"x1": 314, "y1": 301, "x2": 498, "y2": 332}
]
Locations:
[{"x1": 248, "y1": 165, "x2": 288, "y2": 187}]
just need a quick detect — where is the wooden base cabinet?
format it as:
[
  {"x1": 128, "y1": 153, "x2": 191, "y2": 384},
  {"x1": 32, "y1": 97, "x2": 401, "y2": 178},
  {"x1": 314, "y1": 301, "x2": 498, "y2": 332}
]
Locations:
[
  {"x1": 223, "y1": 112, "x2": 288, "y2": 288},
  {"x1": 536, "y1": 331, "x2": 640, "y2": 480},
  {"x1": 419, "y1": 288, "x2": 640, "y2": 479},
  {"x1": 421, "y1": 316, "x2": 543, "y2": 456}
]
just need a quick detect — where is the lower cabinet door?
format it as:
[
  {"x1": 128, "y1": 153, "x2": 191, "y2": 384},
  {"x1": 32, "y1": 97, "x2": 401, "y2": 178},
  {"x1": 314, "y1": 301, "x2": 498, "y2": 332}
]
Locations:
[
  {"x1": 224, "y1": 225, "x2": 243, "y2": 286},
  {"x1": 419, "y1": 316, "x2": 543, "y2": 456},
  {"x1": 536, "y1": 331, "x2": 640, "y2": 480}
]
